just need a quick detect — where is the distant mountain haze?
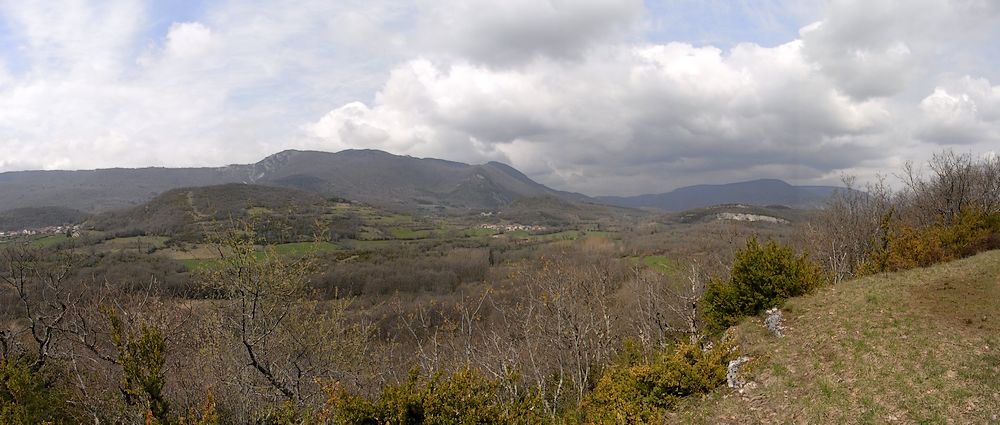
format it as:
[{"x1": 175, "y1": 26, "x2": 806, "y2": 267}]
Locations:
[
  {"x1": 0, "y1": 149, "x2": 589, "y2": 213},
  {"x1": 0, "y1": 206, "x2": 90, "y2": 231},
  {"x1": 0, "y1": 150, "x2": 843, "y2": 215},
  {"x1": 596, "y1": 179, "x2": 842, "y2": 211}
]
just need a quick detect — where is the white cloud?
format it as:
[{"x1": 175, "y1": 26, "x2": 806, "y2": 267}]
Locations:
[
  {"x1": 415, "y1": 0, "x2": 644, "y2": 66},
  {"x1": 162, "y1": 22, "x2": 215, "y2": 59},
  {"x1": 306, "y1": 40, "x2": 893, "y2": 195},
  {"x1": 918, "y1": 76, "x2": 1000, "y2": 145},
  {"x1": 1, "y1": 0, "x2": 1000, "y2": 196},
  {"x1": 799, "y1": 0, "x2": 1000, "y2": 100},
  {"x1": 0, "y1": 0, "x2": 146, "y2": 76},
  {"x1": 0, "y1": 0, "x2": 410, "y2": 171}
]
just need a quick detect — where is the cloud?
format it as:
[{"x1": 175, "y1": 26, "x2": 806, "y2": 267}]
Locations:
[
  {"x1": 799, "y1": 0, "x2": 1000, "y2": 100},
  {"x1": 2, "y1": 0, "x2": 1000, "y2": 196},
  {"x1": 414, "y1": 0, "x2": 644, "y2": 67},
  {"x1": 917, "y1": 76, "x2": 1000, "y2": 145},
  {"x1": 0, "y1": 0, "x2": 410, "y2": 170},
  {"x1": 307, "y1": 40, "x2": 892, "y2": 195},
  {"x1": 0, "y1": 0, "x2": 146, "y2": 76}
]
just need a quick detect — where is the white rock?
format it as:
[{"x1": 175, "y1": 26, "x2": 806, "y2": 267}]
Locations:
[
  {"x1": 765, "y1": 307, "x2": 784, "y2": 337},
  {"x1": 727, "y1": 356, "x2": 750, "y2": 389}
]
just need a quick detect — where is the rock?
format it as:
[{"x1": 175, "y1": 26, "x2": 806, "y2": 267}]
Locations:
[
  {"x1": 765, "y1": 307, "x2": 784, "y2": 337},
  {"x1": 727, "y1": 356, "x2": 750, "y2": 389}
]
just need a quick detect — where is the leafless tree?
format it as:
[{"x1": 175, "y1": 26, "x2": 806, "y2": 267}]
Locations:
[
  {"x1": 629, "y1": 261, "x2": 707, "y2": 347},
  {"x1": 902, "y1": 150, "x2": 978, "y2": 225},
  {"x1": 0, "y1": 244, "x2": 76, "y2": 370},
  {"x1": 812, "y1": 175, "x2": 894, "y2": 282},
  {"x1": 197, "y1": 220, "x2": 369, "y2": 417}
]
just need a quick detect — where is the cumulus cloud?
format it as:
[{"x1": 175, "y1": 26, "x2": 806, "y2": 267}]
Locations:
[
  {"x1": 415, "y1": 0, "x2": 644, "y2": 66},
  {"x1": 918, "y1": 76, "x2": 1000, "y2": 145},
  {"x1": 2, "y1": 0, "x2": 1000, "y2": 195},
  {"x1": 306, "y1": 40, "x2": 892, "y2": 195},
  {"x1": 0, "y1": 0, "x2": 410, "y2": 170},
  {"x1": 799, "y1": 0, "x2": 1000, "y2": 100}
]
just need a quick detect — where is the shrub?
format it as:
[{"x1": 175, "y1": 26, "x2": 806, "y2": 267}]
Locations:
[
  {"x1": 584, "y1": 340, "x2": 736, "y2": 424},
  {"x1": 0, "y1": 357, "x2": 80, "y2": 424},
  {"x1": 107, "y1": 308, "x2": 170, "y2": 423},
  {"x1": 702, "y1": 237, "x2": 823, "y2": 334},
  {"x1": 325, "y1": 368, "x2": 546, "y2": 425},
  {"x1": 860, "y1": 209, "x2": 1000, "y2": 275}
]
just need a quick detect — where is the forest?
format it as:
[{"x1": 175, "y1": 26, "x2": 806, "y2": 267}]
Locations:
[{"x1": 2, "y1": 150, "x2": 1000, "y2": 424}]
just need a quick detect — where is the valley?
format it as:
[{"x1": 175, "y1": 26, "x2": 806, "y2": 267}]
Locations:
[
  {"x1": 4, "y1": 2, "x2": 998, "y2": 423},
  {"x1": 2, "y1": 149, "x2": 997, "y2": 423}
]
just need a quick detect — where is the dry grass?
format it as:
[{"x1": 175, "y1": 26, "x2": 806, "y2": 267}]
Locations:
[{"x1": 668, "y1": 250, "x2": 1000, "y2": 424}]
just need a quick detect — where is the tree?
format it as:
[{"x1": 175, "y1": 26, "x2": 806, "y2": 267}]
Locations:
[
  {"x1": 197, "y1": 220, "x2": 369, "y2": 416},
  {"x1": 107, "y1": 308, "x2": 171, "y2": 422},
  {"x1": 701, "y1": 237, "x2": 823, "y2": 334},
  {"x1": 0, "y1": 244, "x2": 76, "y2": 371}
]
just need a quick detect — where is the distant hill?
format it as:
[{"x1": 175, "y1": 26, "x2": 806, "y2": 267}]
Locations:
[
  {"x1": 0, "y1": 149, "x2": 589, "y2": 213},
  {"x1": 596, "y1": 179, "x2": 842, "y2": 211},
  {"x1": 0, "y1": 206, "x2": 89, "y2": 231},
  {"x1": 661, "y1": 204, "x2": 812, "y2": 225},
  {"x1": 248, "y1": 149, "x2": 591, "y2": 210},
  {"x1": 497, "y1": 196, "x2": 645, "y2": 226},
  {"x1": 0, "y1": 167, "x2": 250, "y2": 213},
  {"x1": 90, "y1": 184, "x2": 333, "y2": 242}
]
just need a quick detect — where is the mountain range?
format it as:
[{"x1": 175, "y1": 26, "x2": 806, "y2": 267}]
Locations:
[
  {"x1": 0, "y1": 149, "x2": 843, "y2": 216},
  {"x1": 595, "y1": 179, "x2": 841, "y2": 211},
  {"x1": 0, "y1": 149, "x2": 587, "y2": 213}
]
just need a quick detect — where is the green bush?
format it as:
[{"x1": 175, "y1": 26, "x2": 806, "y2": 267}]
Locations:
[
  {"x1": 702, "y1": 237, "x2": 823, "y2": 334},
  {"x1": 584, "y1": 340, "x2": 736, "y2": 424},
  {"x1": 1, "y1": 357, "x2": 79, "y2": 424},
  {"x1": 326, "y1": 368, "x2": 546, "y2": 425},
  {"x1": 107, "y1": 308, "x2": 171, "y2": 423},
  {"x1": 860, "y1": 209, "x2": 1000, "y2": 275}
]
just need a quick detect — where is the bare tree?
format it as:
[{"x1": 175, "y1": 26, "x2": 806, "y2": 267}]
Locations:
[
  {"x1": 489, "y1": 258, "x2": 622, "y2": 416},
  {"x1": 812, "y1": 175, "x2": 893, "y2": 282},
  {"x1": 974, "y1": 152, "x2": 1000, "y2": 214},
  {"x1": 197, "y1": 220, "x2": 369, "y2": 416},
  {"x1": 0, "y1": 244, "x2": 76, "y2": 370},
  {"x1": 629, "y1": 261, "x2": 706, "y2": 348},
  {"x1": 902, "y1": 150, "x2": 979, "y2": 225}
]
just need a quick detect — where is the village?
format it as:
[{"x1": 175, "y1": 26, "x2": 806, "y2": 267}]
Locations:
[
  {"x1": 0, "y1": 224, "x2": 81, "y2": 241},
  {"x1": 478, "y1": 223, "x2": 547, "y2": 233}
]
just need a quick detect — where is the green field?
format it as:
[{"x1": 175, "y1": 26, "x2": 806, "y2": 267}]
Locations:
[
  {"x1": 97, "y1": 236, "x2": 170, "y2": 251},
  {"x1": 29, "y1": 234, "x2": 69, "y2": 248},
  {"x1": 345, "y1": 239, "x2": 400, "y2": 250},
  {"x1": 271, "y1": 241, "x2": 341, "y2": 255},
  {"x1": 170, "y1": 241, "x2": 341, "y2": 270},
  {"x1": 388, "y1": 227, "x2": 432, "y2": 239},
  {"x1": 627, "y1": 255, "x2": 677, "y2": 274},
  {"x1": 499, "y1": 229, "x2": 606, "y2": 242},
  {"x1": 462, "y1": 227, "x2": 499, "y2": 237}
]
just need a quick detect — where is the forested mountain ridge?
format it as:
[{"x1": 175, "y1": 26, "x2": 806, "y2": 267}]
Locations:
[
  {"x1": 0, "y1": 149, "x2": 589, "y2": 213},
  {"x1": 597, "y1": 178, "x2": 843, "y2": 211}
]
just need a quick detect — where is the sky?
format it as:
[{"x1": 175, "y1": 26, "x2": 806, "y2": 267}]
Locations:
[{"x1": 1, "y1": 0, "x2": 999, "y2": 196}]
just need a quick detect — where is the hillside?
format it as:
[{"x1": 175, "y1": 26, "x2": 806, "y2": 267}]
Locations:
[
  {"x1": 0, "y1": 149, "x2": 588, "y2": 213},
  {"x1": 0, "y1": 206, "x2": 89, "y2": 231},
  {"x1": 496, "y1": 196, "x2": 645, "y2": 226},
  {"x1": 90, "y1": 184, "x2": 333, "y2": 241},
  {"x1": 249, "y1": 149, "x2": 590, "y2": 210},
  {"x1": 0, "y1": 166, "x2": 249, "y2": 213},
  {"x1": 661, "y1": 204, "x2": 813, "y2": 225},
  {"x1": 670, "y1": 250, "x2": 1000, "y2": 423},
  {"x1": 597, "y1": 179, "x2": 841, "y2": 211}
]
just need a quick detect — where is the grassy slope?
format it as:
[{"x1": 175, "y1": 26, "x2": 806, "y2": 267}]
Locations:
[{"x1": 670, "y1": 250, "x2": 1000, "y2": 424}]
